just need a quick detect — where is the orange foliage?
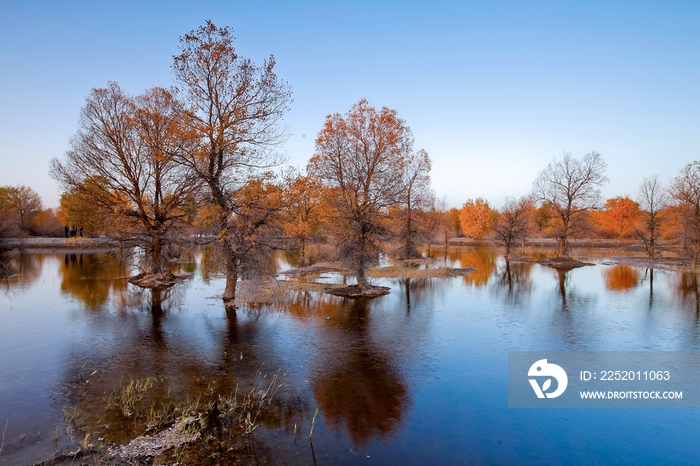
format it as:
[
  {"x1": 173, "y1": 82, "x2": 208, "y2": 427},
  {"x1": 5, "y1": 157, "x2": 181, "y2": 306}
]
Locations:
[
  {"x1": 308, "y1": 99, "x2": 418, "y2": 288},
  {"x1": 282, "y1": 173, "x2": 322, "y2": 264},
  {"x1": 192, "y1": 203, "x2": 221, "y2": 236},
  {"x1": 459, "y1": 198, "x2": 497, "y2": 239},
  {"x1": 603, "y1": 265, "x2": 640, "y2": 291},
  {"x1": 459, "y1": 248, "x2": 497, "y2": 287},
  {"x1": 57, "y1": 181, "x2": 111, "y2": 236},
  {"x1": 600, "y1": 196, "x2": 640, "y2": 239}
]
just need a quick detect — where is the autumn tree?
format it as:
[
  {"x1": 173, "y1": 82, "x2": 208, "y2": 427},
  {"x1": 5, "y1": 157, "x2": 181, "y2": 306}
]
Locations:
[
  {"x1": 425, "y1": 197, "x2": 453, "y2": 252},
  {"x1": 0, "y1": 185, "x2": 44, "y2": 236},
  {"x1": 283, "y1": 171, "x2": 322, "y2": 266},
  {"x1": 448, "y1": 207, "x2": 462, "y2": 237},
  {"x1": 308, "y1": 99, "x2": 418, "y2": 293},
  {"x1": 636, "y1": 175, "x2": 668, "y2": 258},
  {"x1": 534, "y1": 202, "x2": 553, "y2": 234},
  {"x1": 172, "y1": 21, "x2": 292, "y2": 305},
  {"x1": 12, "y1": 186, "x2": 42, "y2": 233},
  {"x1": 0, "y1": 186, "x2": 20, "y2": 237},
  {"x1": 493, "y1": 196, "x2": 535, "y2": 259},
  {"x1": 31, "y1": 208, "x2": 63, "y2": 237},
  {"x1": 50, "y1": 83, "x2": 198, "y2": 276},
  {"x1": 218, "y1": 174, "x2": 289, "y2": 282},
  {"x1": 532, "y1": 151, "x2": 608, "y2": 256},
  {"x1": 57, "y1": 178, "x2": 112, "y2": 236},
  {"x1": 602, "y1": 196, "x2": 640, "y2": 239},
  {"x1": 670, "y1": 162, "x2": 700, "y2": 268},
  {"x1": 459, "y1": 198, "x2": 497, "y2": 239},
  {"x1": 394, "y1": 149, "x2": 433, "y2": 259}
]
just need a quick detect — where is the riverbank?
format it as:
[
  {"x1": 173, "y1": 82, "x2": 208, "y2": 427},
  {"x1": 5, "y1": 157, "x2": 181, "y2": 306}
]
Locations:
[
  {"x1": 0, "y1": 236, "x2": 691, "y2": 272},
  {"x1": 0, "y1": 237, "x2": 118, "y2": 250}
]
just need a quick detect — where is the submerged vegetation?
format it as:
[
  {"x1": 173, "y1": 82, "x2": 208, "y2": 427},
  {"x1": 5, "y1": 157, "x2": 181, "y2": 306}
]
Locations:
[{"x1": 43, "y1": 370, "x2": 290, "y2": 465}]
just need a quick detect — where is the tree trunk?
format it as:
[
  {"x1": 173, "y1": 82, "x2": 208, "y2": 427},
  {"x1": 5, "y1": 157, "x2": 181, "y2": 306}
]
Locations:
[
  {"x1": 355, "y1": 230, "x2": 369, "y2": 290},
  {"x1": 222, "y1": 252, "x2": 239, "y2": 306},
  {"x1": 151, "y1": 288, "x2": 163, "y2": 313},
  {"x1": 404, "y1": 208, "x2": 413, "y2": 259},
  {"x1": 557, "y1": 237, "x2": 567, "y2": 257},
  {"x1": 151, "y1": 233, "x2": 163, "y2": 274},
  {"x1": 356, "y1": 263, "x2": 369, "y2": 290}
]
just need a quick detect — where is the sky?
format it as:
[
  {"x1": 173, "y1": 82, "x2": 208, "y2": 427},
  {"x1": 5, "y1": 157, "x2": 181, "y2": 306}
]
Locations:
[{"x1": 0, "y1": 0, "x2": 698, "y2": 209}]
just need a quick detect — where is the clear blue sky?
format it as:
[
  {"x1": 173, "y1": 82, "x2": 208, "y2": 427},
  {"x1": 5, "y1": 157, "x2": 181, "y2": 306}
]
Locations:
[{"x1": 1, "y1": 1, "x2": 698, "y2": 209}]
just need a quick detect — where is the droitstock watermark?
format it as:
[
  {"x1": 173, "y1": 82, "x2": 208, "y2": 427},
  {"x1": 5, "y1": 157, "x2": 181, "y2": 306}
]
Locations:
[{"x1": 509, "y1": 352, "x2": 700, "y2": 408}]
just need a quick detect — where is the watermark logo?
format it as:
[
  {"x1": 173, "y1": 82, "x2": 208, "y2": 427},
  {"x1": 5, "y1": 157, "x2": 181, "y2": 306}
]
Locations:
[{"x1": 528, "y1": 359, "x2": 568, "y2": 399}]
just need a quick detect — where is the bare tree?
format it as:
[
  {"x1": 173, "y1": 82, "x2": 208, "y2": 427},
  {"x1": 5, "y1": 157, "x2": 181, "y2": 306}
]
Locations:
[
  {"x1": 670, "y1": 162, "x2": 700, "y2": 268},
  {"x1": 396, "y1": 149, "x2": 432, "y2": 259},
  {"x1": 636, "y1": 174, "x2": 668, "y2": 259},
  {"x1": 308, "y1": 99, "x2": 415, "y2": 293},
  {"x1": 532, "y1": 151, "x2": 608, "y2": 256},
  {"x1": 439, "y1": 203, "x2": 456, "y2": 250},
  {"x1": 493, "y1": 196, "x2": 535, "y2": 259},
  {"x1": 51, "y1": 83, "x2": 198, "y2": 276},
  {"x1": 172, "y1": 21, "x2": 292, "y2": 305}
]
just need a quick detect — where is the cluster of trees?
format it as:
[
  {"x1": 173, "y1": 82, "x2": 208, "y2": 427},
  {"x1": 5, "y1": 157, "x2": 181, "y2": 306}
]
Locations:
[
  {"x1": 49, "y1": 22, "x2": 437, "y2": 302},
  {"x1": 455, "y1": 151, "x2": 700, "y2": 266},
  {"x1": 0, "y1": 185, "x2": 62, "y2": 237}
]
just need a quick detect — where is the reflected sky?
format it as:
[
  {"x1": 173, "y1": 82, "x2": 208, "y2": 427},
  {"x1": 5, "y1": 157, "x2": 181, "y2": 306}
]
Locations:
[{"x1": 2, "y1": 248, "x2": 700, "y2": 464}]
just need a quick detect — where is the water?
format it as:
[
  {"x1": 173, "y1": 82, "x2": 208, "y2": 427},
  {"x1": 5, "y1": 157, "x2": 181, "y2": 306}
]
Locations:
[{"x1": 2, "y1": 248, "x2": 700, "y2": 464}]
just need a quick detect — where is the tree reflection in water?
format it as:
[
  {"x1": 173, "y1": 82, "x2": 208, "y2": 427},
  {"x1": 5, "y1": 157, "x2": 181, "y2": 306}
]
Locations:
[
  {"x1": 304, "y1": 297, "x2": 408, "y2": 446},
  {"x1": 640, "y1": 267, "x2": 655, "y2": 309},
  {"x1": 678, "y1": 272, "x2": 700, "y2": 316},
  {"x1": 11, "y1": 248, "x2": 700, "y2": 464},
  {"x1": 55, "y1": 273, "x2": 308, "y2": 459},
  {"x1": 459, "y1": 247, "x2": 497, "y2": 287},
  {"x1": 59, "y1": 252, "x2": 130, "y2": 309},
  {"x1": 603, "y1": 265, "x2": 640, "y2": 291},
  {"x1": 493, "y1": 260, "x2": 533, "y2": 304},
  {"x1": 0, "y1": 252, "x2": 45, "y2": 290}
]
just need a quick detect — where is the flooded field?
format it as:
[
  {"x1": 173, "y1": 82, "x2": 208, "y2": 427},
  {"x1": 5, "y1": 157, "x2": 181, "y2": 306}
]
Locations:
[{"x1": 2, "y1": 248, "x2": 700, "y2": 464}]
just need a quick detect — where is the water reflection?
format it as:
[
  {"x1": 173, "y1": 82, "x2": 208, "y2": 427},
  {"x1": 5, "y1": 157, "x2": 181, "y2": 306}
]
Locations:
[
  {"x1": 678, "y1": 272, "x2": 700, "y2": 316},
  {"x1": 0, "y1": 252, "x2": 45, "y2": 290},
  {"x1": 311, "y1": 300, "x2": 408, "y2": 446},
  {"x1": 7, "y1": 248, "x2": 700, "y2": 464},
  {"x1": 459, "y1": 247, "x2": 497, "y2": 287},
  {"x1": 55, "y1": 286, "x2": 307, "y2": 451},
  {"x1": 492, "y1": 260, "x2": 533, "y2": 304},
  {"x1": 640, "y1": 268, "x2": 656, "y2": 308},
  {"x1": 59, "y1": 252, "x2": 130, "y2": 310},
  {"x1": 603, "y1": 265, "x2": 641, "y2": 291}
]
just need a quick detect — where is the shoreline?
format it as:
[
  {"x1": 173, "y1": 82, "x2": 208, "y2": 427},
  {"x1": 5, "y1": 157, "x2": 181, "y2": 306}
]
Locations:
[
  {"x1": 0, "y1": 236, "x2": 691, "y2": 272},
  {"x1": 0, "y1": 237, "x2": 119, "y2": 250}
]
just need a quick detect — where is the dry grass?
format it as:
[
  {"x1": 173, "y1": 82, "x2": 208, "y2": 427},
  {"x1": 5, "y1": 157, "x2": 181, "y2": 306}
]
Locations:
[
  {"x1": 368, "y1": 266, "x2": 474, "y2": 278},
  {"x1": 44, "y1": 370, "x2": 286, "y2": 465},
  {"x1": 232, "y1": 277, "x2": 345, "y2": 305}
]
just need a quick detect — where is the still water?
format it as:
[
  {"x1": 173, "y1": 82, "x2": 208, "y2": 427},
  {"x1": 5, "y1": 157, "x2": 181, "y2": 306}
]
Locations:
[{"x1": 2, "y1": 248, "x2": 700, "y2": 464}]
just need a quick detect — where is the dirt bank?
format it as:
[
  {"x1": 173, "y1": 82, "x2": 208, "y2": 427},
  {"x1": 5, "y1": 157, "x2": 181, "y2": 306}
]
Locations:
[{"x1": 0, "y1": 237, "x2": 119, "y2": 250}]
